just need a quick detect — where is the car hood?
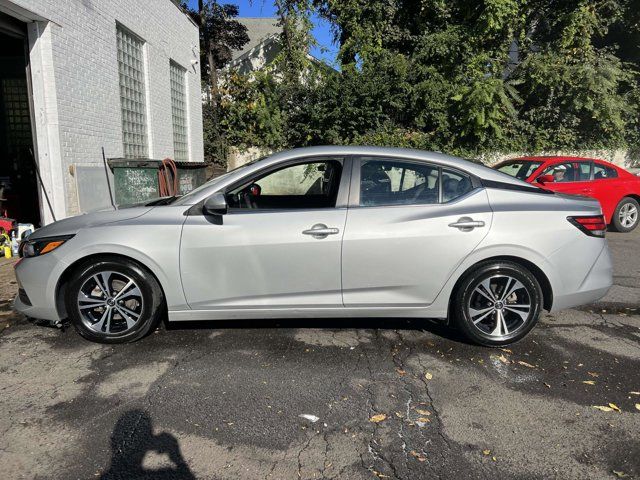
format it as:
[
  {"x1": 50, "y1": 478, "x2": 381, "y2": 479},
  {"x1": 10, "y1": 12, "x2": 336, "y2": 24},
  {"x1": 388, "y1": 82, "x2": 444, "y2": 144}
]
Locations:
[{"x1": 29, "y1": 206, "x2": 153, "y2": 240}]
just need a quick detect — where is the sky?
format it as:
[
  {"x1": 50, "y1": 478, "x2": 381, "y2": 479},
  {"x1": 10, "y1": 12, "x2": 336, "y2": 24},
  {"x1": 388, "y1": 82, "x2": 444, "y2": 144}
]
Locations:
[{"x1": 186, "y1": 0, "x2": 338, "y2": 65}]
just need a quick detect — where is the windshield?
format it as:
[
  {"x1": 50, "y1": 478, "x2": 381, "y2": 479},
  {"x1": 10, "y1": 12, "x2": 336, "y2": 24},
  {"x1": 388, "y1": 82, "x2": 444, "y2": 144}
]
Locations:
[
  {"x1": 496, "y1": 160, "x2": 543, "y2": 181},
  {"x1": 172, "y1": 157, "x2": 267, "y2": 205}
]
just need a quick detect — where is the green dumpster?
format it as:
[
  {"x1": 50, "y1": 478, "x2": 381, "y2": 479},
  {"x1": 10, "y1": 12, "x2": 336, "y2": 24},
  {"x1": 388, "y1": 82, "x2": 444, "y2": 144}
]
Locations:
[{"x1": 108, "y1": 158, "x2": 208, "y2": 206}]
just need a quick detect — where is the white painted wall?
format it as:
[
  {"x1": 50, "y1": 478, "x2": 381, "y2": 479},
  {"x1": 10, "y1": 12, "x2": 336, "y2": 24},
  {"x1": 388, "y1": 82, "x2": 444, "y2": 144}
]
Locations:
[{"x1": 4, "y1": 0, "x2": 203, "y2": 222}]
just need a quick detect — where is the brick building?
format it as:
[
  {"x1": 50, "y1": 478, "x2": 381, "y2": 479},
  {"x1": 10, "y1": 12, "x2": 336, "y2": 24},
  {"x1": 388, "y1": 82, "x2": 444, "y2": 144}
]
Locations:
[{"x1": 0, "y1": 0, "x2": 203, "y2": 225}]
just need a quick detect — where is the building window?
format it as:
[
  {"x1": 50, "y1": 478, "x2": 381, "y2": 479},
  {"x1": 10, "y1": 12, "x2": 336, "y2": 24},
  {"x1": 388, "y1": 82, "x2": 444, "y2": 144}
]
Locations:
[
  {"x1": 116, "y1": 25, "x2": 148, "y2": 158},
  {"x1": 169, "y1": 61, "x2": 188, "y2": 161}
]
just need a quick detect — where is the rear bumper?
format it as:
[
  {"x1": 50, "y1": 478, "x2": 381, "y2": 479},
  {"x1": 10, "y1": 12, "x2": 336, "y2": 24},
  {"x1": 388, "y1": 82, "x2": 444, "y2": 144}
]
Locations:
[{"x1": 550, "y1": 244, "x2": 613, "y2": 312}]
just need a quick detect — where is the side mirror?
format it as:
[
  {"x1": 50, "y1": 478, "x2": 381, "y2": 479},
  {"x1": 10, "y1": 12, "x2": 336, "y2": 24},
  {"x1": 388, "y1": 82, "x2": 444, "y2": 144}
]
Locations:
[
  {"x1": 536, "y1": 174, "x2": 555, "y2": 184},
  {"x1": 203, "y1": 192, "x2": 228, "y2": 215}
]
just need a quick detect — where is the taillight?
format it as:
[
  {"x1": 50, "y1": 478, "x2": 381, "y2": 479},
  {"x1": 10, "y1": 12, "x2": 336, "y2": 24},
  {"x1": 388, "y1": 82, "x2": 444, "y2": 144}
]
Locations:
[{"x1": 567, "y1": 215, "x2": 607, "y2": 237}]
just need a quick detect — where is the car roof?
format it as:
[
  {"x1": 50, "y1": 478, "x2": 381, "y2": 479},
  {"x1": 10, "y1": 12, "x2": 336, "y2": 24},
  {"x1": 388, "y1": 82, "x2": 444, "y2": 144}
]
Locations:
[{"x1": 266, "y1": 146, "x2": 528, "y2": 185}]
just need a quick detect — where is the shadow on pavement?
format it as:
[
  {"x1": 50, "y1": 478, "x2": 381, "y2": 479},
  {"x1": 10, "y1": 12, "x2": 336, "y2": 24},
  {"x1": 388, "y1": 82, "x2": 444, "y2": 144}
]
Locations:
[
  {"x1": 100, "y1": 409, "x2": 195, "y2": 480},
  {"x1": 163, "y1": 316, "x2": 474, "y2": 344}
]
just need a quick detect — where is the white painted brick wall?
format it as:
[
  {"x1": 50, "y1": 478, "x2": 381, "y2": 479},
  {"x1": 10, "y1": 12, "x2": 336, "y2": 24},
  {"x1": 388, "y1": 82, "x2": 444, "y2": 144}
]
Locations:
[{"x1": 9, "y1": 0, "x2": 203, "y2": 219}]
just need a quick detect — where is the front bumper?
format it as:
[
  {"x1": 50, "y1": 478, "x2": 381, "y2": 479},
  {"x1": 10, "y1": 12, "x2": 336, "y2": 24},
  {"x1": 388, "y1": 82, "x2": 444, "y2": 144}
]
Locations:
[
  {"x1": 13, "y1": 253, "x2": 67, "y2": 322},
  {"x1": 550, "y1": 243, "x2": 613, "y2": 312}
]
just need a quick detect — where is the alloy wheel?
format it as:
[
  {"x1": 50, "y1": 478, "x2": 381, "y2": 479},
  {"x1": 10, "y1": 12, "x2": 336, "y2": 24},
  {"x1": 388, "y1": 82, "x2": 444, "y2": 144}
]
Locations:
[
  {"x1": 618, "y1": 202, "x2": 638, "y2": 229},
  {"x1": 467, "y1": 274, "x2": 532, "y2": 338},
  {"x1": 77, "y1": 271, "x2": 144, "y2": 335}
]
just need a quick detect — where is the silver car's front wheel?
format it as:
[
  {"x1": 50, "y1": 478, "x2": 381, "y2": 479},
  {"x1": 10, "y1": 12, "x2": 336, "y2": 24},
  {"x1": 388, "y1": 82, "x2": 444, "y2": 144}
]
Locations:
[
  {"x1": 77, "y1": 271, "x2": 144, "y2": 335},
  {"x1": 65, "y1": 257, "x2": 164, "y2": 343},
  {"x1": 453, "y1": 261, "x2": 543, "y2": 346}
]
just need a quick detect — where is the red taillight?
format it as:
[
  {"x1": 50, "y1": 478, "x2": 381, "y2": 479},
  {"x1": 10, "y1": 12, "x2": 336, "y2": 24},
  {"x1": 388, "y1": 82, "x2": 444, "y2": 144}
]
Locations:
[{"x1": 568, "y1": 215, "x2": 607, "y2": 237}]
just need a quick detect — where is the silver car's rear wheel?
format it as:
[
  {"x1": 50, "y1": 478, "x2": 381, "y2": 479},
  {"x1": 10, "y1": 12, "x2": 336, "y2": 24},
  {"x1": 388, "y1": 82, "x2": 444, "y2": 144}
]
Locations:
[
  {"x1": 453, "y1": 261, "x2": 543, "y2": 346},
  {"x1": 65, "y1": 257, "x2": 164, "y2": 344},
  {"x1": 467, "y1": 275, "x2": 532, "y2": 340},
  {"x1": 77, "y1": 271, "x2": 144, "y2": 335}
]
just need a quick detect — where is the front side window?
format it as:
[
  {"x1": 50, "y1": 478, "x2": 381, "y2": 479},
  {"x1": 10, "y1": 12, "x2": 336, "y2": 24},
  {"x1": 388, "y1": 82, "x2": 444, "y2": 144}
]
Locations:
[
  {"x1": 541, "y1": 162, "x2": 575, "y2": 182},
  {"x1": 227, "y1": 160, "x2": 342, "y2": 210},
  {"x1": 117, "y1": 25, "x2": 148, "y2": 158},
  {"x1": 593, "y1": 163, "x2": 618, "y2": 180},
  {"x1": 170, "y1": 61, "x2": 188, "y2": 161},
  {"x1": 497, "y1": 161, "x2": 542, "y2": 180},
  {"x1": 359, "y1": 159, "x2": 439, "y2": 206}
]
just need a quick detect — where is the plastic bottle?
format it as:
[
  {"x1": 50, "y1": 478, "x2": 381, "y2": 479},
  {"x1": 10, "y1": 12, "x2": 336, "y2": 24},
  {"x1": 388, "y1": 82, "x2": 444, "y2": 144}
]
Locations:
[{"x1": 11, "y1": 231, "x2": 19, "y2": 257}]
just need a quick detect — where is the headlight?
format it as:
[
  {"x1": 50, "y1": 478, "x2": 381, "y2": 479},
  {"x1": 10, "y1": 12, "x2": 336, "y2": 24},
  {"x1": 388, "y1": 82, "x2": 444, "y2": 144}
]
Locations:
[{"x1": 20, "y1": 235, "x2": 74, "y2": 258}]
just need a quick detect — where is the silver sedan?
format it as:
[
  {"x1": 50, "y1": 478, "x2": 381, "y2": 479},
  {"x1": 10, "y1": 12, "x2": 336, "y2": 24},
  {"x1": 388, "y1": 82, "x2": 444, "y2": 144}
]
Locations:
[{"x1": 14, "y1": 147, "x2": 613, "y2": 346}]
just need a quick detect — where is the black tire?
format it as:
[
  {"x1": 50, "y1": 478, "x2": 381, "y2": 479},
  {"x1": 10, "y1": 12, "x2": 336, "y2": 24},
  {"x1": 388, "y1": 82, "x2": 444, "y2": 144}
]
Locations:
[
  {"x1": 65, "y1": 257, "x2": 164, "y2": 344},
  {"x1": 451, "y1": 261, "x2": 543, "y2": 347},
  {"x1": 611, "y1": 197, "x2": 639, "y2": 233}
]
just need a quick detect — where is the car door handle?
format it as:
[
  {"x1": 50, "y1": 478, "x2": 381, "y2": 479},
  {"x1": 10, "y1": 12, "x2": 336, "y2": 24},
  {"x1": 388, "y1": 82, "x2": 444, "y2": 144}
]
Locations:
[
  {"x1": 449, "y1": 217, "x2": 485, "y2": 232},
  {"x1": 302, "y1": 224, "x2": 340, "y2": 239}
]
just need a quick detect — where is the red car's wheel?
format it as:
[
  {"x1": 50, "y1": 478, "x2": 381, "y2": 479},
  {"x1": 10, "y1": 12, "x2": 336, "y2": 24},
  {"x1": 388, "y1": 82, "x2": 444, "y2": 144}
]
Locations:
[{"x1": 611, "y1": 197, "x2": 639, "y2": 233}]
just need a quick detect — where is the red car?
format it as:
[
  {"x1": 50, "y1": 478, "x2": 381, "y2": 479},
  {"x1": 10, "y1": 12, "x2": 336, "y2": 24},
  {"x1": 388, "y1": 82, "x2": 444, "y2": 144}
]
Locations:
[{"x1": 493, "y1": 156, "x2": 640, "y2": 232}]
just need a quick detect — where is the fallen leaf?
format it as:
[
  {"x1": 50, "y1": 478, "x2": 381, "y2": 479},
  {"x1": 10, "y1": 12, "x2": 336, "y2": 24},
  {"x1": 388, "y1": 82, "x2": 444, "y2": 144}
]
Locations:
[
  {"x1": 372, "y1": 470, "x2": 389, "y2": 478},
  {"x1": 497, "y1": 355, "x2": 510, "y2": 364},
  {"x1": 395, "y1": 412, "x2": 404, "y2": 418},
  {"x1": 369, "y1": 414, "x2": 387, "y2": 423},
  {"x1": 492, "y1": 456, "x2": 497, "y2": 461},
  {"x1": 582, "y1": 380, "x2": 596, "y2": 385},
  {"x1": 587, "y1": 371, "x2": 599, "y2": 378},
  {"x1": 593, "y1": 406, "x2": 614, "y2": 412},
  {"x1": 518, "y1": 361, "x2": 535, "y2": 368},
  {"x1": 415, "y1": 409, "x2": 431, "y2": 415},
  {"x1": 613, "y1": 471, "x2": 628, "y2": 478},
  {"x1": 396, "y1": 369, "x2": 406, "y2": 376},
  {"x1": 410, "y1": 451, "x2": 427, "y2": 462},
  {"x1": 482, "y1": 449, "x2": 491, "y2": 455},
  {"x1": 424, "y1": 372, "x2": 433, "y2": 380},
  {"x1": 609, "y1": 403, "x2": 621, "y2": 412},
  {"x1": 417, "y1": 417, "x2": 431, "y2": 423},
  {"x1": 635, "y1": 404, "x2": 640, "y2": 411},
  {"x1": 500, "y1": 348, "x2": 512, "y2": 354}
]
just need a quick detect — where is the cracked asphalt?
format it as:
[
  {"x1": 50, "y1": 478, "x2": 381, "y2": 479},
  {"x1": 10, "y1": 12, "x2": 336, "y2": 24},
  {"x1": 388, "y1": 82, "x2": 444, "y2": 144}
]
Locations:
[{"x1": 1, "y1": 229, "x2": 639, "y2": 480}]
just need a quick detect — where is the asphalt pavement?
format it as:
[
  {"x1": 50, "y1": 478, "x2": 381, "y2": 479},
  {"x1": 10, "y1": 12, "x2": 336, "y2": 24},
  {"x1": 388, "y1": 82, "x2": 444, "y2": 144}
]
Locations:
[{"x1": 0, "y1": 229, "x2": 639, "y2": 480}]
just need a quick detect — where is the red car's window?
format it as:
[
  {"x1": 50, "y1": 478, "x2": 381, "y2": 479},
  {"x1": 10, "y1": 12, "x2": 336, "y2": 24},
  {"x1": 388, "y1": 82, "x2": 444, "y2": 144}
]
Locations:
[
  {"x1": 577, "y1": 162, "x2": 592, "y2": 181},
  {"x1": 593, "y1": 163, "x2": 618, "y2": 180},
  {"x1": 497, "y1": 161, "x2": 543, "y2": 180},
  {"x1": 541, "y1": 162, "x2": 576, "y2": 182}
]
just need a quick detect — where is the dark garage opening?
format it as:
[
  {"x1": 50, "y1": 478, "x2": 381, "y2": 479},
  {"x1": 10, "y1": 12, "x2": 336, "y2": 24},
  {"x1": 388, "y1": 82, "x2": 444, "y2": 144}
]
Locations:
[{"x1": 0, "y1": 15, "x2": 41, "y2": 227}]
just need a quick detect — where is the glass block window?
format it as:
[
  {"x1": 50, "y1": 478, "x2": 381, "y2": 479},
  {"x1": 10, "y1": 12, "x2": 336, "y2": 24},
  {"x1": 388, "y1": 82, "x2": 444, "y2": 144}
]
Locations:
[
  {"x1": 170, "y1": 61, "x2": 188, "y2": 161},
  {"x1": 117, "y1": 25, "x2": 148, "y2": 158},
  {"x1": 2, "y1": 78, "x2": 32, "y2": 153}
]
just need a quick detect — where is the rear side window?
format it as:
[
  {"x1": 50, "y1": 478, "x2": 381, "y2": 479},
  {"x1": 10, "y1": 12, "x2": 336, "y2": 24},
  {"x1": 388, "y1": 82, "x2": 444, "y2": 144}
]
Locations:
[
  {"x1": 358, "y1": 158, "x2": 473, "y2": 206},
  {"x1": 442, "y1": 168, "x2": 473, "y2": 202},
  {"x1": 593, "y1": 163, "x2": 617, "y2": 180},
  {"x1": 360, "y1": 159, "x2": 439, "y2": 206}
]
